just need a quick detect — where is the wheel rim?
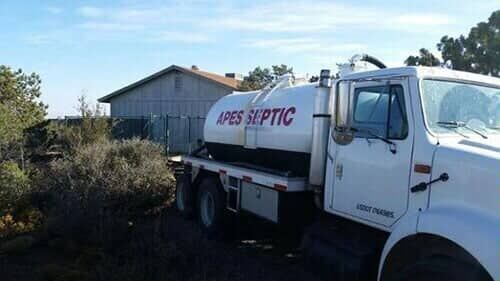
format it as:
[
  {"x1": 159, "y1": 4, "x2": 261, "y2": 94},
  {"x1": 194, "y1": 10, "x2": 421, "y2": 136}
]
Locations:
[
  {"x1": 200, "y1": 191, "x2": 215, "y2": 227},
  {"x1": 176, "y1": 182, "x2": 185, "y2": 211}
]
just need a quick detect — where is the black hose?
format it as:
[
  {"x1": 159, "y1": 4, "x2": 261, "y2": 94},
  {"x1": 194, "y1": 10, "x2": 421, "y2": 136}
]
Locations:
[{"x1": 360, "y1": 54, "x2": 387, "y2": 69}]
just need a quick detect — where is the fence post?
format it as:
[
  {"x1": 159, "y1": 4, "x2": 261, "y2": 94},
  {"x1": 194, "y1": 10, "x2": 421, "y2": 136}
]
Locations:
[
  {"x1": 187, "y1": 116, "x2": 192, "y2": 154},
  {"x1": 164, "y1": 115, "x2": 169, "y2": 159},
  {"x1": 149, "y1": 112, "x2": 154, "y2": 140},
  {"x1": 141, "y1": 116, "x2": 146, "y2": 140}
]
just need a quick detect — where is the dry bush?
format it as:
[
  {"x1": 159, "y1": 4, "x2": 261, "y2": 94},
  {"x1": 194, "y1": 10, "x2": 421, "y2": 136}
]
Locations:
[
  {"x1": 0, "y1": 209, "x2": 44, "y2": 239},
  {"x1": 50, "y1": 95, "x2": 111, "y2": 154},
  {"x1": 49, "y1": 138, "x2": 174, "y2": 208},
  {"x1": 52, "y1": 118, "x2": 110, "y2": 154},
  {"x1": 44, "y1": 138, "x2": 175, "y2": 246}
]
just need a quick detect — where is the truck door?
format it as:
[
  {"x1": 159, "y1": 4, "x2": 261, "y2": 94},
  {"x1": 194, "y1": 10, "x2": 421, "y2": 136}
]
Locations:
[{"x1": 329, "y1": 79, "x2": 413, "y2": 228}]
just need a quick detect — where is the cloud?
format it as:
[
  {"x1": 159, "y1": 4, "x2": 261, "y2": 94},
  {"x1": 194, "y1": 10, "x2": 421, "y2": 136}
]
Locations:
[
  {"x1": 154, "y1": 31, "x2": 213, "y2": 43},
  {"x1": 244, "y1": 38, "x2": 366, "y2": 54},
  {"x1": 73, "y1": 2, "x2": 454, "y2": 37},
  {"x1": 392, "y1": 14, "x2": 453, "y2": 26},
  {"x1": 69, "y1": 0, "x2": 455, "y2": 59},
  {"x1": 75, "y1": 5, "x2": 188, "y2": 32},
  {"x1": 46, "y1": 6, "x2": 63, "y2": 15},
  {"x1": 225, "y1": 3, "x2": 369, "y2": 32},
  {"x1": 24, "y1": 34, "x2": 53, "y2": 45},
  {"x1": 207, "y1": 1, "x2": 454, "y2": 33},
  {"x1": 23, "y1": 30, "x2": 72, "y2": 46},
  {"x1": 78, "y1": 22, "x2": 144, "y2": 31},
  {"x1": 74, "y1": 4, "x2": 216, "y2": 44},
  {"x1": 78, "y1": 6, "x2": 104, "y2": 18}
]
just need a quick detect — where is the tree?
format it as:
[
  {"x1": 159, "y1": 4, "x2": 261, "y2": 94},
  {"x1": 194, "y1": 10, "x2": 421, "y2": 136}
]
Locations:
[
  {"x1": 272, "y1": 64, "x2": 293, "y2": 77},
  {"x1": 439, "y1": 10, "x2": 499, "y2": 76},
  {"x1": 54, "y1": 95, "x2": 110, "y2": 151},
  {"x1": 405, "y1": 48, "x2": 441, "y2": 66},
  {"x1": 0, "y1": 66, "x2": 47, "y2": 160},
  {"x1": 238, "y1": 64, "x2": 293, "y2": 91},
  {"x1": 406, "y1": 10, "x2": 499, "y2": 77}
]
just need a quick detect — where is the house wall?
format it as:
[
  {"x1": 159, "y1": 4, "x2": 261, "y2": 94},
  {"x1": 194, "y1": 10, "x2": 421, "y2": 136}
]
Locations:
[
  {"x1": 107, "y1": 70, "x2": 233, "y2": 153},
  {"x1": 108, "y1": 70, "x2": 232, "y2": 118}
]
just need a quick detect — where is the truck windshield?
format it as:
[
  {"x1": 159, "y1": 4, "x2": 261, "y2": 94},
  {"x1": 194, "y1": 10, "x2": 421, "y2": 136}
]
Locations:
[{"x1": 421, "y1": 79, "x2": 500, "y2": 136}]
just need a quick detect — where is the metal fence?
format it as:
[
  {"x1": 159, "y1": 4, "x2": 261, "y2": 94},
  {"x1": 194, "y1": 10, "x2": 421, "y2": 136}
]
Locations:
[
  {"x1": 112, "y1": 115, "x2": 206, "y2": 155},
  {"x1": 56, "y1": 115, "x2": 206, "y2": 155}
]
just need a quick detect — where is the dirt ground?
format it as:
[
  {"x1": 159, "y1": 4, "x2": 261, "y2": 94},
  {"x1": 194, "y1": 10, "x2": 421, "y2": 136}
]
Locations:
[{"x1": 0, "y1": 207, "x2": 322, "y2": 281}]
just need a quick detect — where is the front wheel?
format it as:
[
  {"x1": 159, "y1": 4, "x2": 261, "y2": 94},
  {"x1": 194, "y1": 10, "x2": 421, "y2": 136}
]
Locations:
[
  {"x1": 197, "y1": 177, "x2": 227, "y2": 238},
  {"x1": 387, "y1": 256, "x2": 492, "y2": 281}
]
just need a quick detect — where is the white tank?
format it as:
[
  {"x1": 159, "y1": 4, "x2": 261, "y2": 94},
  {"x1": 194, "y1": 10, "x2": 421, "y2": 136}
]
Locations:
[{"x1": 204, "y1": 79, "x2": 318, "y2": 176}]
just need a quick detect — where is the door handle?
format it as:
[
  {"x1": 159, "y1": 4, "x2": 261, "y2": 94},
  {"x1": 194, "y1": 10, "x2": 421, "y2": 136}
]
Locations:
[{"x1": 411, "y1": 173, "x2": 449, "y2": 193}]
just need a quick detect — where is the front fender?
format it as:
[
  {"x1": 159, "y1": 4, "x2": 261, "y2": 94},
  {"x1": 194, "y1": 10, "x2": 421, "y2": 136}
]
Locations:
[
  {"x1": 417, "y1": 204, "x2": 499, "y2": 280},
  {"x1": 377, "y1": 212, "x2": 419, "y2": 281}
]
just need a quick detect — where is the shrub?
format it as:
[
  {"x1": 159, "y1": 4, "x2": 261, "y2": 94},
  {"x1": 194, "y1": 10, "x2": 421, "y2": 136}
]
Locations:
[
  {"x1": 48, "y1": 95, "x2": 111, "y2": 154},
  {"x1": 0, "y1": 161, "x2": 30, "y2": 210},
  {"x1": 45, "y1": 138, "x2": 175, "y2": 245},
  {"x1": 52, "y1": 118, "x2": 110, "y2": 154},
  {"x1": 0, "y1": 208, "x2": 44, "y2": 239},
  {"x1": 50, "y1": 138, "x2": 174, "y2": 207}
]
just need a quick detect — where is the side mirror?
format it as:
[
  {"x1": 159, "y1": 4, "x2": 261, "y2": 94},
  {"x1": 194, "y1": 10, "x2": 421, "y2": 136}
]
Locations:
[{"x1": 333, "y1": 80, "x2": 354, "y2": 145}]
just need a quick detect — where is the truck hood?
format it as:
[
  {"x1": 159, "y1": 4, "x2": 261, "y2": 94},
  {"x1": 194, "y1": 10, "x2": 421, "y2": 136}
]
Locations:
[
  {"x1": 440, "y1": 135, "x2": 500, "y2": 156},
  {"x1": 429, "y1": 135, "x2": 500, "y2": 217}
]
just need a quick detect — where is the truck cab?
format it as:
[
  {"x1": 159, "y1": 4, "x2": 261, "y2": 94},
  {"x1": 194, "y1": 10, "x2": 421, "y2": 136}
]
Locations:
[
  {"x1": 325, "y1": 67, "x2": 499, "y2": 228},
  {"x1": 178, "y1": 65, "x2": 499, "y2": 281},
  {"x1": 325, "y1": 67, "x2": 499, "y2": 280}
]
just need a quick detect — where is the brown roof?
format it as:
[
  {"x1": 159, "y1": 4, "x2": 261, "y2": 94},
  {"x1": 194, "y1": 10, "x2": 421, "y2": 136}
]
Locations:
[
  {"x1": 179, "y1": 66, "x2": 241, "y2": 89},
  {"x1": 98, "y1": 65, "x2": 241, "y2": 103}
]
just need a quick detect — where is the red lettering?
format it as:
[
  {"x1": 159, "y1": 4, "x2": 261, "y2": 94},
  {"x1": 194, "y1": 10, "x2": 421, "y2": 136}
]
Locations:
[
  {"x1": 260, "y1": 109, "x2": 271, "y2": 125},
  {"x1": 252, "y1": 109, "x2": 259, "y2": 125},
  {"x1": 277, "y1": 108, "x2": 285, "y2": 125},
  {"x1": 270, "y1": 108, "x2": 281, "y2": 125},
  {"x1": 229, "y1": 110, "x2": 238, "y2": 125},
  {"x1": 247, "y1": 109, "x2": 254, "y2": 125},
  {"x1": 283, "y1": 107, "x2": 296, "y2": 126},
  {"x1": 216, "y1": 112, "x2": 224, "y2": 125},
  {"x1": 223, "y1": 111, "x2": 231, "y2": 124},
  {"x1": 220, "y1": 107, "x2": 294, "y2": 126},
  {"x1": 236, "y1": 110, "x2": 244, "y2": 125}
]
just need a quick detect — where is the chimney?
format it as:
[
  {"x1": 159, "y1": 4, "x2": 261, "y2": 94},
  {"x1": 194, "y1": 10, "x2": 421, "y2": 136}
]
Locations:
[
  {"x1": 191, "y1": 65, "x2": 199, "y2": 71},
  {"x1": 225, "y1": 73, "x2": 243, "y2": 81}
]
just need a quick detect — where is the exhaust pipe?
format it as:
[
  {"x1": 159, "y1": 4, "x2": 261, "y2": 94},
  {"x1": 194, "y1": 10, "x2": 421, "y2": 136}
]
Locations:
[{"x1": 309, "y1": 69, "x2": 332, "y2": 209}]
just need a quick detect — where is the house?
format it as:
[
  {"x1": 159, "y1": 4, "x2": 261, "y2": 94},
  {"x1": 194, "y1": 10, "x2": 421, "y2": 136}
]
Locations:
[
  {"x1": 98, "y1": 65, "x2": 242, "y2": 152},
  {"x1": 98, "y1": 65, "x2": 241, "y2": 117}
]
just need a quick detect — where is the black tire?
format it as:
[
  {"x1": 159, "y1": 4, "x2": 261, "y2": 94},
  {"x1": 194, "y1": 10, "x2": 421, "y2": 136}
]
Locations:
[
  {"x1": 387, "y1": 255, "x2": 492, "y2": 281},
  {"x1": 175, "y1": 176, "x2": 194, "y2": 218},
  {"x1": 197, "y1": 177, "x2": 228, "y2": 238}
]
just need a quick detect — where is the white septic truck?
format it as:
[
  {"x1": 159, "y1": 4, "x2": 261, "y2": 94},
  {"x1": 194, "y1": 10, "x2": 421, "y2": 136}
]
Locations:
[{"x1": 176, "y1": 55, "x2": 499, "y2": 281}]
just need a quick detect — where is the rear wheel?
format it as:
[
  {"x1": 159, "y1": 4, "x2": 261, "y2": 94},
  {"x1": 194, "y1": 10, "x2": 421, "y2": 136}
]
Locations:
[
  {"x1": 175, "y1": 176, "x2": 194, "y2": 218},
  {"x1": 387, "y1": 256, "x2": 492, "y2": 281},
  {"x1": 197, "y1": 177, "x2": 227, "y2": 238}
]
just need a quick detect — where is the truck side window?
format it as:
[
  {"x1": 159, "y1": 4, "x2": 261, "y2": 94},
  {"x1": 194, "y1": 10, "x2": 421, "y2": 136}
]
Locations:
[
  {"x1": 353, "y1": 85, "x2": 408, "y2": 139},
  {"x1": 388, "y1": 86, "x2": 408, "y2": 139},
  {"x1": 353, "y1": 86, "x2": 389, "y2": 137}
]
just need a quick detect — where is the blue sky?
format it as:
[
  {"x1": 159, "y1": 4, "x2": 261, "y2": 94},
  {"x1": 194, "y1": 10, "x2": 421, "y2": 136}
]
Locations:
[{"x1": 1, "y1": 0, "x2": 497, "y2": 117}]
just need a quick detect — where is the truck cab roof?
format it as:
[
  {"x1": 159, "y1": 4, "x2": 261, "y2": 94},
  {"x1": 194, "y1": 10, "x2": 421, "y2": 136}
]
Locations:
[{"x1": 342, "y1": 66, "x2": 500, "y2": 87}]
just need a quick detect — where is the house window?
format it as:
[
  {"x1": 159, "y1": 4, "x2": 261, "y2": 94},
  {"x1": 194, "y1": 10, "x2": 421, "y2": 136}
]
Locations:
[{"x1": 174, "y1": 75, "x2": 182, "y2": 91}]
